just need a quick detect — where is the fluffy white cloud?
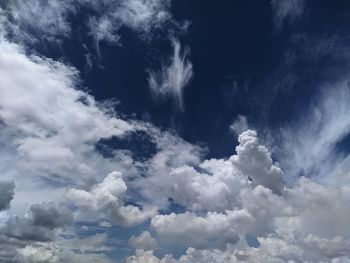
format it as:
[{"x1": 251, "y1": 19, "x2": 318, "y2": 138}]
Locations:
[
  {"x1": 151, "y1": 210, "x2": 252, "y2": 249},
  {"x1": 0, "y1": 38, "x2": 136, "y2": 214},
  {"x1": 148, "y1": 38, "x2": 193, "y2": 110},
  {"x1": 230, "y1": 130, "x2": 284, "y2": 195},
  {"x1": 126, "y1": 249, "x2": 176, "y2": 263},
  {"x1": 128, "y1": 125, "x2": 350, "y2": 262},
  {"x1": 17, "y1": 233, "x2": 114, "y2": 263},
  {"x1": 129, "y1": 231, "x2": 158, "y2": 251},
  {"x1": 137, "y1": 130, "x2": 284, "y2": 213},
  {"x1": 66, "y1": 171, "x2": 156, "y2": 227}
]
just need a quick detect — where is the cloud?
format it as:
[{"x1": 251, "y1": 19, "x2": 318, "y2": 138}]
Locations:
[
  {"x1": 151, "y1": 210, "x2": 252, "y2": 250},
  {"x1": 66, "y1": 171, "x2": 156, "y2": 227},
  {"x1": 230, "y1": 115, "x2": 249, "y2": 136},
  {"x1": 276, "y1": 83, "x2": 350, "y2": 182},
  {"x1": 4, "y1": 0, "x2": 74, "y2": 43},
  {"x1": 0, "y1": 181, "x2": 15, "y2": 211},
  {"x1": 125, "y1": 249, "x2": 176, "y2": 263},
  {"x1": 2, "y1": 2, "x2": 350, "y2": 261},
  {"x1": 127, "y1": 126, "x2": 350, "y2": 262},
  {"x1": 0, "y1": 38, "x2": 136, "y2": 214},
  {"x1": 17, "y1": 244, "x2": 59, "y2": 263},
  {"x1": 129, "y1": 231, "x2": 158, "y2": 251},
  {"x1": 231, "y1": 130, "x2": 284, "y2": 195},
  {"x1": 26, "y1": 202, "x2": 73, "y2": 230},
  {"x1": 148, "y1": 38, "x2": 193, "y2": 110},
  {"x1": 17, "y1": 233, "x2": 114, "y2": 263},
  {"x1": 128, "y1": 176, "x2": 350, "y2": 262},
  {"x1": 0, "y1": 201, "x2": 75, "y2": 261},
  {"x1": 1, "y1": 202, "x2": 73, "y2": 243},
  {"x1": 136, "y1": 130, "x2": 284, "y2": 214},
  {"x1": 114, "y1": 0, "x2": 172, "y2": 36},
  {"x1": 271, "y1": 0, "x2": 305, "y2": 30},
  {"x1": 2, "y1": 0, "x2": 183, "y2": 49}
]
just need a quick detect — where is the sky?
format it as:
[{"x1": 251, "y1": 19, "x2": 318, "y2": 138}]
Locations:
[{"x1": 1, "y1": 0, "x2": 350, "y2": 262}]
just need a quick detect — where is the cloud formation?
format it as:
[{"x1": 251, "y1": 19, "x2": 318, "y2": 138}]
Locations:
[
  {"x1": 148, "y1": 39, "x2": 193, "y2": 110},
  {"x1": 66, "y1": 171, "x2": 156, "y2": 227},
  {"x1": 1, "y1": 1, "x2": 350, "y2": 262},
  {"x1": 271, "y1": 0, "x2": 305, "y2": 30},
  {"x1": 0, "y1": 181, "x2": 15, "y2": 211},
  {"x1": 2, "y1": 0, "x2": 182, "y2": 48}
]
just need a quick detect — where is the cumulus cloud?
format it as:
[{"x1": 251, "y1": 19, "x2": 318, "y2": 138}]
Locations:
[
  {"x1": 151, "y1": 210, "x2": 252, "y2": 250},
  {"x1": 137, "y1": 129, "x2": 284, "y2": 214},
  {"x1": 126, "y1": 125, "x2": 350, "y2": 262},
  {"x1": 129, "y1": 231, "x2": 158, "y2": 251},
  {"x1": 128, "y1": 175, "x2": 350, "y2": 262},
  {"x1": 231, "y1": 130, "x2": 284, "y2": 195},
  {"x1": 16, "y1": 233, "x2": 114, "y2": 263},
  {"x1": 66, "y1": 171, "x2": 156, "y2": 227},
  {"x1": 17, "y1": 244, "x2": 59, "y2": 263},
  {"x1": 148, "y1": 38, "x2": 193, "y2": 110},
  {"x1": 271, "y1": 0, "x2": 305, "y2": 30},
  {"x1": 0, "y1": 38, "x2": 136, "y2": 214},
  {"x1": 1, "y1": 202, "x2": 73, "y2": 243},
  {"x1": 25, "y1": 202, "x2": 73, "y2": 230}
]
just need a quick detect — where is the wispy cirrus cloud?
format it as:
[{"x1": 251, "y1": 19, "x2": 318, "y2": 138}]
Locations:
[
  {"x1": 271, "y1": 0, "x2": 305, "y2": 30},
  {"x1": 2, "y1": 0, "x2": 184, "y2": 48},
  {"x1": 148, "y1": 38, "x2": 193, "y2": 110}
]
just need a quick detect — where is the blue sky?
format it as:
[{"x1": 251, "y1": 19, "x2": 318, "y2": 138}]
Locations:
[{"x1": 1, "y1": 0, "x2": 350, "y2": 262}]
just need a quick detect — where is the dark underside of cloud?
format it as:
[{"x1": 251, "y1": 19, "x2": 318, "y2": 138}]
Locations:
[{"x1": 1, "y1": 0, "x2": 350, "y2": 262}]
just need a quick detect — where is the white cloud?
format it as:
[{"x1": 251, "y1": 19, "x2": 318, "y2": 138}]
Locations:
[
  {"x1": 129, "y1": 231, "x2": 158, "y2": 251},
  {"x1": 276, "y1": 83, "x2": 350, "y2": 182},
  {"x1": 148, "y1": 38, "x2": 193, "y2": 110},
  {"x1": 126, "y1": 249, "x2": 176, "y2": 263},
  {"x1": 0, "y1": 181, "x2": 15, "y2": 211},
  {"x1": 17, "y1": 233, "x2": 114, "y2": 263},
  {"x1": 230, "y1": 115, "x2": 249, "y2": 136},
  {"x1": 129, "y1": 126, "x2": 350, "y2": 262},
  {"x1": 231, "y1": 130, "x2": 284, "y2": 195},
  {"x1": 66, "y1": 171, "x2": 156, "y2": 227},
  {"x1": 4, "y1": 0, "x2": 74, "y2": 43},
  {"x1": 0, "y1": 38, "x2": 135, "y2": 213},
  {"x1": 151, "y1": 210, "x2": 252, "y2": 249},
  {"x1": 2, "y1": 0, "x2": 182, "y2": 48},
  {"x1": 2, "y1": 2, "x2": 350, "y2": 261},
  {"x1": 116, "y1": 0, "x2": 172, "y2": 35},
  {"x1": 17, "y1": 244, "x2": 59, "y2": 263},
  {"x1": 136, "y1": 130, "x2": 284, "y2": 213}
]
